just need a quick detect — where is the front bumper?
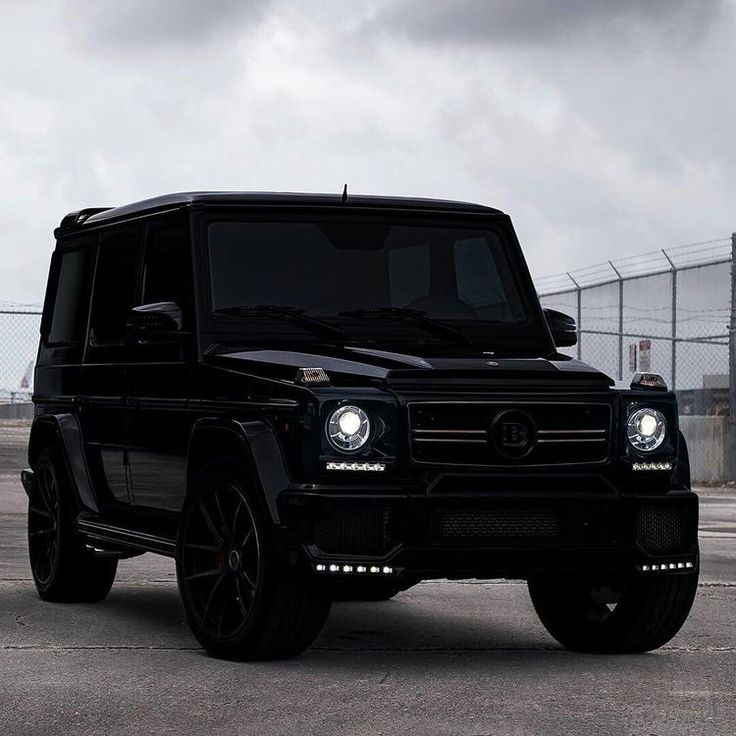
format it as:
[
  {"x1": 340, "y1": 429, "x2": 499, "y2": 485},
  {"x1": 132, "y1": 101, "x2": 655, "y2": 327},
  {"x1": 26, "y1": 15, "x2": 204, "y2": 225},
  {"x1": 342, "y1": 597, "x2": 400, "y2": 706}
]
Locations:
[{"x1": 278, "y1": 479, "x2": 699, "y2": 580}]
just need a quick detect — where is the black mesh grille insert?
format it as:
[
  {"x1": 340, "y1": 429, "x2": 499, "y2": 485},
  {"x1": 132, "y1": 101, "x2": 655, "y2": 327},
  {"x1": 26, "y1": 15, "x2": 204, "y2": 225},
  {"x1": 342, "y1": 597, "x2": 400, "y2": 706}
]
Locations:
[
  {"x1": 313, "y1": 507, "x2": 391, "y2": 555},
  {"x1": 636, "y1": 504, "x2": 689, "y2": 554},
  {"x1": 435, "y1": 507, "x2": 561, "y2": 542}
]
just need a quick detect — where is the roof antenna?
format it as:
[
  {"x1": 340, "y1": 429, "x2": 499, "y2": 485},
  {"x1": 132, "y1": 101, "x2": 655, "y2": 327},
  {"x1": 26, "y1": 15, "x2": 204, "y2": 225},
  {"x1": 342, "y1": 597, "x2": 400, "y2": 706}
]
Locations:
[{"x1": 341, "y1": 183, "x2": 348, "y2": 204}]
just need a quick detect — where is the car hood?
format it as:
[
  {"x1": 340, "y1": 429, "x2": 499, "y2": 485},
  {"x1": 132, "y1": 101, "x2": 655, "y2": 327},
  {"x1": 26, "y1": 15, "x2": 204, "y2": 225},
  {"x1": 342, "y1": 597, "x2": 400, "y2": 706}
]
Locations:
[{"x1": 205, "y1": 345, "x2": 614, "y2": 389}]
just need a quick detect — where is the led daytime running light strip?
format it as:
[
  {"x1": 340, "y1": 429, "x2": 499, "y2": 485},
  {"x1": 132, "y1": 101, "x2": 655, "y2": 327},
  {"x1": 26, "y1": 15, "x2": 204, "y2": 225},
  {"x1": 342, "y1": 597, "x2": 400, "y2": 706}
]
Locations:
[
  {"x1": 640, "y1": 561, "x2": 694, "y2": 572},
  {"x1": 315, "y1": 563, "x2": 395, "y2": 575},
  {"x1": 632, "y1": 462, "x2": 673, "y2": 471},
  {"x1": 326, "y1": 462, "x2": 386, "y2": 472}
]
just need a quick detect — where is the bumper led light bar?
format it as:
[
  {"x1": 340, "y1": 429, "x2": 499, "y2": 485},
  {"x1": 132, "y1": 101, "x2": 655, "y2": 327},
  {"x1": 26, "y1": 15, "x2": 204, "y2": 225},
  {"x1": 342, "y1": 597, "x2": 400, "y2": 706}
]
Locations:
[
  {"x1": 632, "y1": 461, "x2": 673, "y2": 471},
  {"x1": 325, "y1": 461, "x2": 386, "y2": 472},
  {"x1": 639, "y1": 561, "x2": 694, "y2": 573},
  {"x1": 315, "y1": 562, "x2": 395, "y2": 575}
]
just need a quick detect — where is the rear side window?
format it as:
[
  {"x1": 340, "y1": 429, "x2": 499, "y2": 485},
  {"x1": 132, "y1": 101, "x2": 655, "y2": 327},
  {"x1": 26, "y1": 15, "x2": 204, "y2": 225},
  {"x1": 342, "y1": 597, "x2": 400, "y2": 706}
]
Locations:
[
  {"x1": 142, "y1": 220, "x2": 192, "y2": 325},
  {"x1": 48, "y1": 248, "x2": 91, "y2": 344},
  {"x1": 89, "y1": 229, "x2": 141, "y2": 345}
]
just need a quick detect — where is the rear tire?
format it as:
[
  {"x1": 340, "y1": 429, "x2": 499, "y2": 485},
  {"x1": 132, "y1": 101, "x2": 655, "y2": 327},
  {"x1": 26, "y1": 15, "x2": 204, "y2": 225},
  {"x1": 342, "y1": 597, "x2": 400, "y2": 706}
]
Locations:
[
  {"x1": 177, "y1": 458, "x2": 331, "y2": 660},
  {"x1": 528, "y1": 565, "x2": 699, "y2": 653},
  {"x1": 28, "y1": 448, "x2": 117, "y2": 603}
]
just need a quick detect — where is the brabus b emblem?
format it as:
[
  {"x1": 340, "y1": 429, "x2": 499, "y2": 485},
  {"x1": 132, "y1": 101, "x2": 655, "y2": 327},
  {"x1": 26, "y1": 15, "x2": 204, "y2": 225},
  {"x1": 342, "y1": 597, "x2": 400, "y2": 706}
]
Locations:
[
  {"x1": 491, "y1": 409, "x2": 536, "y2": 459},
  {"x1": 501, "y1": 422, "x2": 528, "y2": 447}
]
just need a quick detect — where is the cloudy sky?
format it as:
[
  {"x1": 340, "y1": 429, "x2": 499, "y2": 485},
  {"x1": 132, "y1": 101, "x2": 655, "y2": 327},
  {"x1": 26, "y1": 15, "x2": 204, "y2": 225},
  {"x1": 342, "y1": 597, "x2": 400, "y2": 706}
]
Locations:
[{"x1": 1, "y1": 0, "x2": 735, "y2": 305}]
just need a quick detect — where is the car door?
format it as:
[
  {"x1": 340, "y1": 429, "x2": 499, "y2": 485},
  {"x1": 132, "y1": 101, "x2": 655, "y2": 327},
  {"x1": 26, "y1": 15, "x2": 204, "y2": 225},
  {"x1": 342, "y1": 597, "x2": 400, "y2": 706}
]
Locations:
[
  {"x1": 126, "y1": 215, "x2": 195, "y2": 512},
  {"x1": 80, "y1": 227, "x2": 143, "y2": 506}
]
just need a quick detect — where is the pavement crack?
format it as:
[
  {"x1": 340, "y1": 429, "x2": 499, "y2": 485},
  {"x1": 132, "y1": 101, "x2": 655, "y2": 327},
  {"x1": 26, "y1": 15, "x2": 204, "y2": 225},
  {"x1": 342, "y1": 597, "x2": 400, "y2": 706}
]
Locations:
[{"x1": 1, "y1": 644, "x2": 198, "y2": 651}]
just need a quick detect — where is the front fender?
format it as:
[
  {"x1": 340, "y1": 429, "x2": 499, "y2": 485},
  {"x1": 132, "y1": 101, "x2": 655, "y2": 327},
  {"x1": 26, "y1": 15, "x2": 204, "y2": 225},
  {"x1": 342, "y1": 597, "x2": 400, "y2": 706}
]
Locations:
[{"x1": 187, "y1": 418, "x2": 292, "y2": 524}]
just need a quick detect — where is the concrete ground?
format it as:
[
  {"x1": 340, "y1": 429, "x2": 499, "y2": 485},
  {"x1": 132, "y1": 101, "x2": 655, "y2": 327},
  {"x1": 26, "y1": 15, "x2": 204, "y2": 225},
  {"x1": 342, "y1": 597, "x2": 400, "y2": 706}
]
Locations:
[{"x1": 1, "y1": 437, "x2": 734, "y2": 736}]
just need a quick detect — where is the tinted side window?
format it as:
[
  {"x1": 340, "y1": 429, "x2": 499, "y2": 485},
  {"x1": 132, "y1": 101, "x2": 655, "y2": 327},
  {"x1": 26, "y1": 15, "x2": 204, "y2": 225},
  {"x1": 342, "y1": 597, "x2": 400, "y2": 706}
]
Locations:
[
  {"x1": 48, "y1": 248, "x2": 91, "y2": 344},
  {"x1": 89, "y1": 229, "x2": 141, "y2": 345},
  {"x1": 142, "y1": 220, "x2": 191, "y2": 324}
]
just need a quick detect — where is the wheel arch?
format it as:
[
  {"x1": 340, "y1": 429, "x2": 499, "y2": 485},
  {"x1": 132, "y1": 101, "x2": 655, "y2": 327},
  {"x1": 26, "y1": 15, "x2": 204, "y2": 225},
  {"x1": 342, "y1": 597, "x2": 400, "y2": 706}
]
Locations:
[
  {"x1": 186, "y1": 419, "x2": 291, "y2": 524},
  {"x1": 27, "y1": 413, "x2": 99, "y2": 513},
  {"x1": 674, "y1": 429, "x2": 691, "y2": 490}
]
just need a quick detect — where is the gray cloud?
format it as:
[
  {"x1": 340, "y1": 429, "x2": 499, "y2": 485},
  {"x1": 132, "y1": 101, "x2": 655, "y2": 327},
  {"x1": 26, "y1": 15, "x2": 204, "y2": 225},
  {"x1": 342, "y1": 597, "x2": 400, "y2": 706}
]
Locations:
[
  {"x1": 369, "y1": 0, "x2": 732, "y2": 48},
  {"x1": 69, "y1": 0, "x2": 272, "y2": 50}
]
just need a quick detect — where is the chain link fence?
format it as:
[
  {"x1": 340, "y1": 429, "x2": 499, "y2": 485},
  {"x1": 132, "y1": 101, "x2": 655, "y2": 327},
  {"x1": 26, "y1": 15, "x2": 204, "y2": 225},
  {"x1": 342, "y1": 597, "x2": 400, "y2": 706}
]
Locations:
[
  {"x1": 538, "y1": 235, "x2": 735, "y2": 483},
  {"x1": 0, "y1": 305, "x2": 40, "y2": 451}
]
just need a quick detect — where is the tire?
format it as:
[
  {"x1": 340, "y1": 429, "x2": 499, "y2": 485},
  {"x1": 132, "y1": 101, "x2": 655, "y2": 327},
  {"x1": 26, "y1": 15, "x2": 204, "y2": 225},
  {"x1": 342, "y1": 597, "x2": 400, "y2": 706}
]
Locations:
[
  {"x1": 177, "y1": 458, "x2": 331, "y2": 661},
  {"x1": 528, "y1": 565, "x2": 699, "y2": 653},
  {"x1": 28, "y1": 448, "x2": 117, "y2": 603}
]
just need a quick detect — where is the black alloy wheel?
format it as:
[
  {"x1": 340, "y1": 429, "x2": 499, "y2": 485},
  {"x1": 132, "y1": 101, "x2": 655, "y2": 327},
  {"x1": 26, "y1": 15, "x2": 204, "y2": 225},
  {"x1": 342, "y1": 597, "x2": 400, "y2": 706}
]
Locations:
[
  {"x1": 28, "y1": 448, "x2": 117, "y2": 602},
  {"x1": 179, "y1": 479, "x2": 261, "y2": 641},
  {"x1": 177, "y1": 459, "x2": 331, "y2": 660},
  {"x1": 28, "y1": 459, "x2": 60, "y2": 587}
]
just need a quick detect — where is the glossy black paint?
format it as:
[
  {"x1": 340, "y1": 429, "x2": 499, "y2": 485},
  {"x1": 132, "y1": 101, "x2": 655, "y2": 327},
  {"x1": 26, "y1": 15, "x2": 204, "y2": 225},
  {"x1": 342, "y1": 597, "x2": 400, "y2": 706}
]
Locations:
[{"x1": 28, "y1": 192, "x2": 697, "y2": 579}]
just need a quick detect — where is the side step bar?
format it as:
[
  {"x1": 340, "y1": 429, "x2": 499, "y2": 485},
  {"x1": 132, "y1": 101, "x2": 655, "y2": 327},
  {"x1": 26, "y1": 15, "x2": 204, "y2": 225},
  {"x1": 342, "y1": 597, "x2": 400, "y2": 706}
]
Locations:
[{"x1": 77, "y1": 518, "x2": 177, "y2": 557}]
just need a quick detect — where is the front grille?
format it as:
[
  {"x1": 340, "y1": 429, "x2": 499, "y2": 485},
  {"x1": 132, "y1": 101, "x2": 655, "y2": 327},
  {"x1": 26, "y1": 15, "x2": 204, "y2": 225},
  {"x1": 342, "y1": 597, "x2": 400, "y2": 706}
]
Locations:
[
  {"x1": 436, "y1": 507, "x2": 561, "y2": 542},
  {"x1": 636, "y1": 504, "x2": 690, "y2": 554},
  {"x1": 313, "y1": 506, "x2": 391, "y2": 555},
  {"x1": 408, "y1": 401, "x2": 611, "y2": 466}
]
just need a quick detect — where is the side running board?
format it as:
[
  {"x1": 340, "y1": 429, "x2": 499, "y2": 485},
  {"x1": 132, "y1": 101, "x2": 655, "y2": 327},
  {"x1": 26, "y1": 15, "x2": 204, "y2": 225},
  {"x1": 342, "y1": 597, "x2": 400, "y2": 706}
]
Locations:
[{"x1": 77, "y1": 517, "x2": 177, "y2": 557}]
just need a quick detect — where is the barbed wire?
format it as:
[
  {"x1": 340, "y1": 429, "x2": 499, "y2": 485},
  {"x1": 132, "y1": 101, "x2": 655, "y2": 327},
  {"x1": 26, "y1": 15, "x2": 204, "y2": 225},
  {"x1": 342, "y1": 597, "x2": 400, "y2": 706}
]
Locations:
[{"x1": 537, "y1": 236, "x2": 732, "y2": 294}]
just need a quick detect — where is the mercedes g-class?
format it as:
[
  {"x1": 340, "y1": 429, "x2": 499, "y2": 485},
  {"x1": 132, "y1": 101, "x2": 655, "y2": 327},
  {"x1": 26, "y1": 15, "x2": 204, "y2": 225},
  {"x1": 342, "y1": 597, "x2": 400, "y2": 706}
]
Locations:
[{"x1": 22, "y1": 192, "x2": 698, "y2": 659}]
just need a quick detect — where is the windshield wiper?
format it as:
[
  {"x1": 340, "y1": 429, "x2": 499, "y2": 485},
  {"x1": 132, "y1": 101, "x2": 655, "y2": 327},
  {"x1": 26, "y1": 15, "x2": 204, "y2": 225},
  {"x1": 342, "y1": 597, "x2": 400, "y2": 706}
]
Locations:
[
  {"x1": 215, "y1": 305, "x2": 350, "y2": 342},
  {"x1": 339, "y1": 307, "x2": 471, "y2": 345}
]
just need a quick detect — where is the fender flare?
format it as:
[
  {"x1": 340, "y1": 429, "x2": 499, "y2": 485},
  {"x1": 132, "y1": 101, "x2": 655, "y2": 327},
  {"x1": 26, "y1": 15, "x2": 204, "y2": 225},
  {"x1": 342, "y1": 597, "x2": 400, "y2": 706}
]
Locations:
[
  {"x1": 186, "y1": 418, "x2": 292, "y2": 525},
  {"x1": 27, "y1": 413, "x2": 99, "y2": 513},
  {"x1": 674, "y1": 429, "x2": 691, "y2": 490}
]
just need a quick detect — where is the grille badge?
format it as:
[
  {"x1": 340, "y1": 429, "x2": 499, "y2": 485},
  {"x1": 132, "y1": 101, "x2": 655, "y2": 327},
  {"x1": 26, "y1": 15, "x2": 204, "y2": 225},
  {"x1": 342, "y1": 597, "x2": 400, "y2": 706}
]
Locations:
[{"x1": 490, "y1": 409, "x2": 537, "y2": 459}]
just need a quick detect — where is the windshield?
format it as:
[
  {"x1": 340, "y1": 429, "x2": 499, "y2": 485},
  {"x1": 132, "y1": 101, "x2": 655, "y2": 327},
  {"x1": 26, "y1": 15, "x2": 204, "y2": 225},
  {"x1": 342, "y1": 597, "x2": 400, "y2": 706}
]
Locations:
[{"x1": 207, "y1": 220, "x2": 540, "y2": 350}]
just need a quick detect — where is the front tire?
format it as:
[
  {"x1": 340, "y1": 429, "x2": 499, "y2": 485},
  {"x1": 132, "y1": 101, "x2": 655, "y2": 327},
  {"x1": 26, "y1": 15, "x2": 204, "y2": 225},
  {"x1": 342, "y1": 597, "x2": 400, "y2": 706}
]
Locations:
[
  {"x1": 28, "y1": 448, "x2": 117, "y2": 603},
  {"x1": 528, "y1": 566, "x2": 699, "y2": 653},
  {"x1": 177, "y1": 459, "x2": 331, "y2": 660}
]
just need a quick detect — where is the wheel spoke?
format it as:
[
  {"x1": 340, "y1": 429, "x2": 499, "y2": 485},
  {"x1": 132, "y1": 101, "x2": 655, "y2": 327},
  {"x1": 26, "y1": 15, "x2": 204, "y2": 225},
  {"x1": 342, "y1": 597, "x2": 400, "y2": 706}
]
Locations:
[
  {"x1": 29, "y1": 527, "x2": 55, "y2": 538},
  {"x1": 185, "y1": 567, "x2": 223, "y2": 582},
  {"x1": 184, "y1": 542, "x2": 220, "y2": 553},
  {"x1": 201, "y1": 571, "x2": 227, "y2": 624},
  {"x1": 213, "y1": 486, "x2": 235, "y2": 545},
  {"x1": 235, "y1": 577, "x2": 251, "y2": 618},
  {"x1": 232, "y1": 499, "x2": 243, "y2": 536},
  {"x1": 239, "y1": 528, "x2": 254, "y2": 552},
  {"x1": 198, "y1": 498, "x2": 224, "y2": 546},
  {"x1": 239, "y1": 567, "x2": 257, "y2": 590}
]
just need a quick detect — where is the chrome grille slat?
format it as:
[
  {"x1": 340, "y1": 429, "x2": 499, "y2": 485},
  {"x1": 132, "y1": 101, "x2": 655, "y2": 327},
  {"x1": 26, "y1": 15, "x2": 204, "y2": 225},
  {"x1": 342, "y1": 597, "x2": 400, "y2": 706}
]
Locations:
[{"x1": 408, "y1": 400, "x2": 611, "y2": 467}]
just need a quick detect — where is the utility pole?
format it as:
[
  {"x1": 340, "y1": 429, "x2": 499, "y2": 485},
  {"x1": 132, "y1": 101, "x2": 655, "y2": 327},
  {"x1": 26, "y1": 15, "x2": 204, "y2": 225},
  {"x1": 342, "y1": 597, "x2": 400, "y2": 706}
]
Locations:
[{"x1": 729, "y1": 233, "x2": 736, "y2": 480}]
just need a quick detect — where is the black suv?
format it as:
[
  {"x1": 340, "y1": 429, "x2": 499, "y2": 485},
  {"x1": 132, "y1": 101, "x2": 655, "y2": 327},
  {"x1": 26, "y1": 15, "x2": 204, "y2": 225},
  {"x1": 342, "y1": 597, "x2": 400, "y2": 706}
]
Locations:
[{"x1": 22, "y1": 192, "x2": 698, "y2": 659}]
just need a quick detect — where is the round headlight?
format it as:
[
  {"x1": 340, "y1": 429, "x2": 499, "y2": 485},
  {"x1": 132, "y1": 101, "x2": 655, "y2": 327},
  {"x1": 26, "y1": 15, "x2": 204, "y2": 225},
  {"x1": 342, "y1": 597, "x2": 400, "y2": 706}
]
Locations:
[
  {"x1": 627, "y1": 407, "x2": 667, "y2": 453},
  {"x1": 326, "y1": 405, "x2": 371, "y2": 452}
]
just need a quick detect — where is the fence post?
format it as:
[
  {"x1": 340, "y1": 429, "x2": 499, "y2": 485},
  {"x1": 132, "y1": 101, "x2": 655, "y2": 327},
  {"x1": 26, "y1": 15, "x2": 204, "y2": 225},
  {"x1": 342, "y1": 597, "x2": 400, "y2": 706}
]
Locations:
[
  {"x1": 729, "y1": 233, "x2": 736, "y2": 481},
  {"x1": 609, "y1": 261, "x2": 624, "y2": 381},
  {"x1": 662, "y1": 249, "x2": 677, "y2": 390},
  {"x1": 567, "y1": 272, "x2": 582, "y2": 360}
]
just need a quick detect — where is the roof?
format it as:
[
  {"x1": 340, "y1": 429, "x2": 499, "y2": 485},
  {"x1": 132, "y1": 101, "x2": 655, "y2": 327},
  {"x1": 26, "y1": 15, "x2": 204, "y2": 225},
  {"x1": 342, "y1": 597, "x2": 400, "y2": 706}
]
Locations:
[{"x1": 57, "y1": 191, "x2": 504, "y2": 233}]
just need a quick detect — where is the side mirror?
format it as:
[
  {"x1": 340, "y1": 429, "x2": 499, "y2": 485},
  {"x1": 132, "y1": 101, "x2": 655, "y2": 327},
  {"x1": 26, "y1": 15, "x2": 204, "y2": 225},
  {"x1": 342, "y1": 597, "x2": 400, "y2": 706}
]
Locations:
[
  {"x1": 127, "y1": 302, "x2": 183, "y2": 339},
  {"x1": 544, "y1": 308, "x2": 577, "y2": 348}
]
